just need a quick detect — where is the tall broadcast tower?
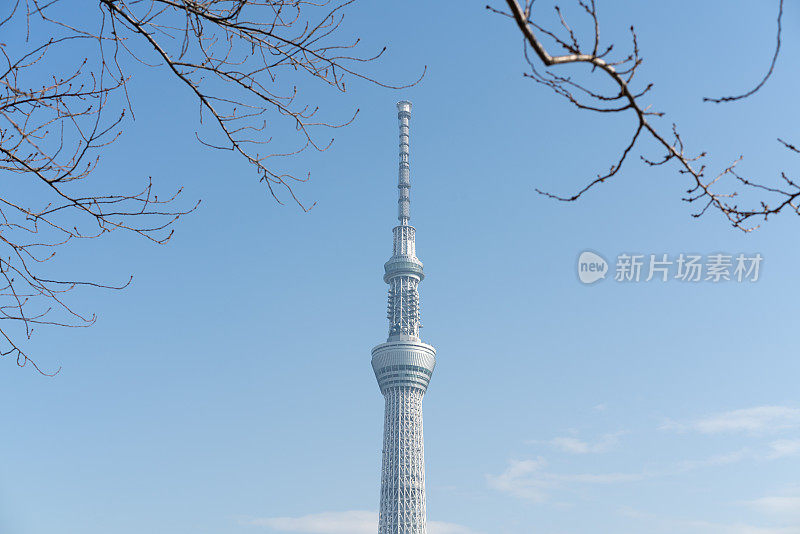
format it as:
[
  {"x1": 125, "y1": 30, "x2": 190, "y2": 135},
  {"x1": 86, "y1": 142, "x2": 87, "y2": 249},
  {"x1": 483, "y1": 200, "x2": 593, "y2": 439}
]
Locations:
[{"x1": 372, "y1": 101, "x2": 436, "y2": 533}]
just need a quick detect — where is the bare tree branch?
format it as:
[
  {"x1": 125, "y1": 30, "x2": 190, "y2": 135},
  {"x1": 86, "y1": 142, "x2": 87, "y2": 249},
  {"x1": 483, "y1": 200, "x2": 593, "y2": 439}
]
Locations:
[
  {"x1": 1, "y1": 0, "x2": 408, "y2": 373},
  {"x1": 704, "y1": 0, "x2": 784, "y2": 103},
  {"x1": 490, "y1": 0, "x2": 800, "y2": 232}
]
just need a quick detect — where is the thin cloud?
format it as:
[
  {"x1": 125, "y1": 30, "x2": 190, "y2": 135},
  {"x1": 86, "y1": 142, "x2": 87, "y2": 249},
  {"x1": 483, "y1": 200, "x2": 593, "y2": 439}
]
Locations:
[
  {"x1": 747, "y1": 496, "x2": 800, "y2": 518},
  {"x1": 766, "y1": 439, "x2": 800, "y2": 460},
  {"x1": 546, "y1": 432, "x2": 623, "y2": 454},
  {"x1": 662, "y1": 406, "x2": 800, "y2": 435},
  {"x1": 486, "y1": 457, "x2": 647, "y2": 502},
  {"x1": 671, "y1": 519, "x2": 800, "y2": 534},
  {"x1": 618, "y1": 507, "x2": 800, "y2": 534},
  {"x1": 245, "y1": 511, "x2": 375, "y2": 534},
  {"x1": 486, "y1": 457, "x2": 550, "y2": 503},
  {"x1": 554, "y1": 471, "x2": 646, "y2": 484},
  {"x1": 428, "y1": 522, "x2": 483, "y2": 534},
  {"x1": 488, "y1": 448, "x2": 752, "y2": 502},
  {"x1": 243, "y1": 511, "x2": 480, "y2": 534},
  {"x1": 673, "y1": 449, "x2": 750, "y2": 472}
]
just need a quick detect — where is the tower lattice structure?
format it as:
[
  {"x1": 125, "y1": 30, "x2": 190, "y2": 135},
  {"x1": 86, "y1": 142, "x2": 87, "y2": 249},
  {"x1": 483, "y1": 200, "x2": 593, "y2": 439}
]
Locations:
[{"x1": 372, "y1": 101, "x2": 436, "y2": 534}]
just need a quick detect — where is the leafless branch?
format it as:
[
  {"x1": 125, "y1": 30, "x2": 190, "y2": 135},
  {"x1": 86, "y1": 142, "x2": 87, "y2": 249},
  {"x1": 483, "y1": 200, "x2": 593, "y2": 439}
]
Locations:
[
  {"x1": 490, "y1": 0, "x2": 800, "y2": 231},
  {"x1": 2, "y1": 0, "x2": 406, "y2": 372},
  {"x1": 704, "y1": 0, "x2": 784, "y2": 103}
]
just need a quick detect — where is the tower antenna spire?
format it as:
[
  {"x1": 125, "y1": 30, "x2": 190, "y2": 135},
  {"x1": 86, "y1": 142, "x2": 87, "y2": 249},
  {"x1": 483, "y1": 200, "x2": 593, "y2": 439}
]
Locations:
[{"x1": 397, "y1": 100, "x2": 412, "y2": 225}]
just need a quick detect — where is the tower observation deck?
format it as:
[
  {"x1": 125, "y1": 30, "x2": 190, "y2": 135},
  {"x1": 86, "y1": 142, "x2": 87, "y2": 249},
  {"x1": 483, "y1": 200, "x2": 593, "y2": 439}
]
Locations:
[{"x1": 372, "y1": 101, "x2": 436, "y2": 534}]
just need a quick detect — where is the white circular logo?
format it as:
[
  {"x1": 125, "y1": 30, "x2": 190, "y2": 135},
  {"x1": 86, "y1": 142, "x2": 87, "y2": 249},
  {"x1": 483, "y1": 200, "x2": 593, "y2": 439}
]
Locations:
[{"x1": 578, "y1": 251, "x2": 608, "y2": 284}]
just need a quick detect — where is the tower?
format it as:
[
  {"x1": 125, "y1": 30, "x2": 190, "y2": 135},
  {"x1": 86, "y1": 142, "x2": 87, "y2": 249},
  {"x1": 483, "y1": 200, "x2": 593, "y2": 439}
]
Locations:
[{"x1": 372, "y1": 101, "x2": 436, "y2": 533}]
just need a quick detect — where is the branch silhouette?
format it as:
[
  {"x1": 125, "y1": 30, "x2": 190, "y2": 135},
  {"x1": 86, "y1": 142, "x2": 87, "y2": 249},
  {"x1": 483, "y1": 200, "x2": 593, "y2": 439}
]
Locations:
[
  {"x1": 1, "y1": 0, "x2": 411, "y2": 372},
  {"x1": 490, "y1": 0, "x2": 798, "y2": 231}
]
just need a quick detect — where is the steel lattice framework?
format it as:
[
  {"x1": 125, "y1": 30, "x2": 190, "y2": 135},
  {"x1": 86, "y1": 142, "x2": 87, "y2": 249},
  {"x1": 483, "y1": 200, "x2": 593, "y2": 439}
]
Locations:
[{"x1": 372, "y1": 101, "x2": 436, "y2": 534}]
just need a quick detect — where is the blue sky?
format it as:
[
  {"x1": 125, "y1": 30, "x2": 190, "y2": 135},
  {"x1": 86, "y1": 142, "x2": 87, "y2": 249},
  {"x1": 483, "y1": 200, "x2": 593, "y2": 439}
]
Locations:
[{"x1": 2, "y1": 1, "x2": 799, "y2": 533}]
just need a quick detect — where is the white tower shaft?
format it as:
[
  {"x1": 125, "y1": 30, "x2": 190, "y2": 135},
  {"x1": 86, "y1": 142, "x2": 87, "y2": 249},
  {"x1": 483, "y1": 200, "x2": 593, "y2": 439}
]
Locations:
[{"x1": 372, "y1": 101, "x2": 436, "y2": 534}]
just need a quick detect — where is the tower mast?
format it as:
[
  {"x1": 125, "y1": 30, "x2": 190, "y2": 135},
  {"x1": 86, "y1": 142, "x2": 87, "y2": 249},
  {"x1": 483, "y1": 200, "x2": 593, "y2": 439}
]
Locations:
[{"x1": 372, "y1": 101, "x2": 436, "y2": 534}]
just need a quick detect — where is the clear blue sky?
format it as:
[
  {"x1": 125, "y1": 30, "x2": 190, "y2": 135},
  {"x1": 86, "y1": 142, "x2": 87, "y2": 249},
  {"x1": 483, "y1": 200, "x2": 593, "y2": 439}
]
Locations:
[{"x1": 2, "y1": 1, "x2": 799, "y2": 533}]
